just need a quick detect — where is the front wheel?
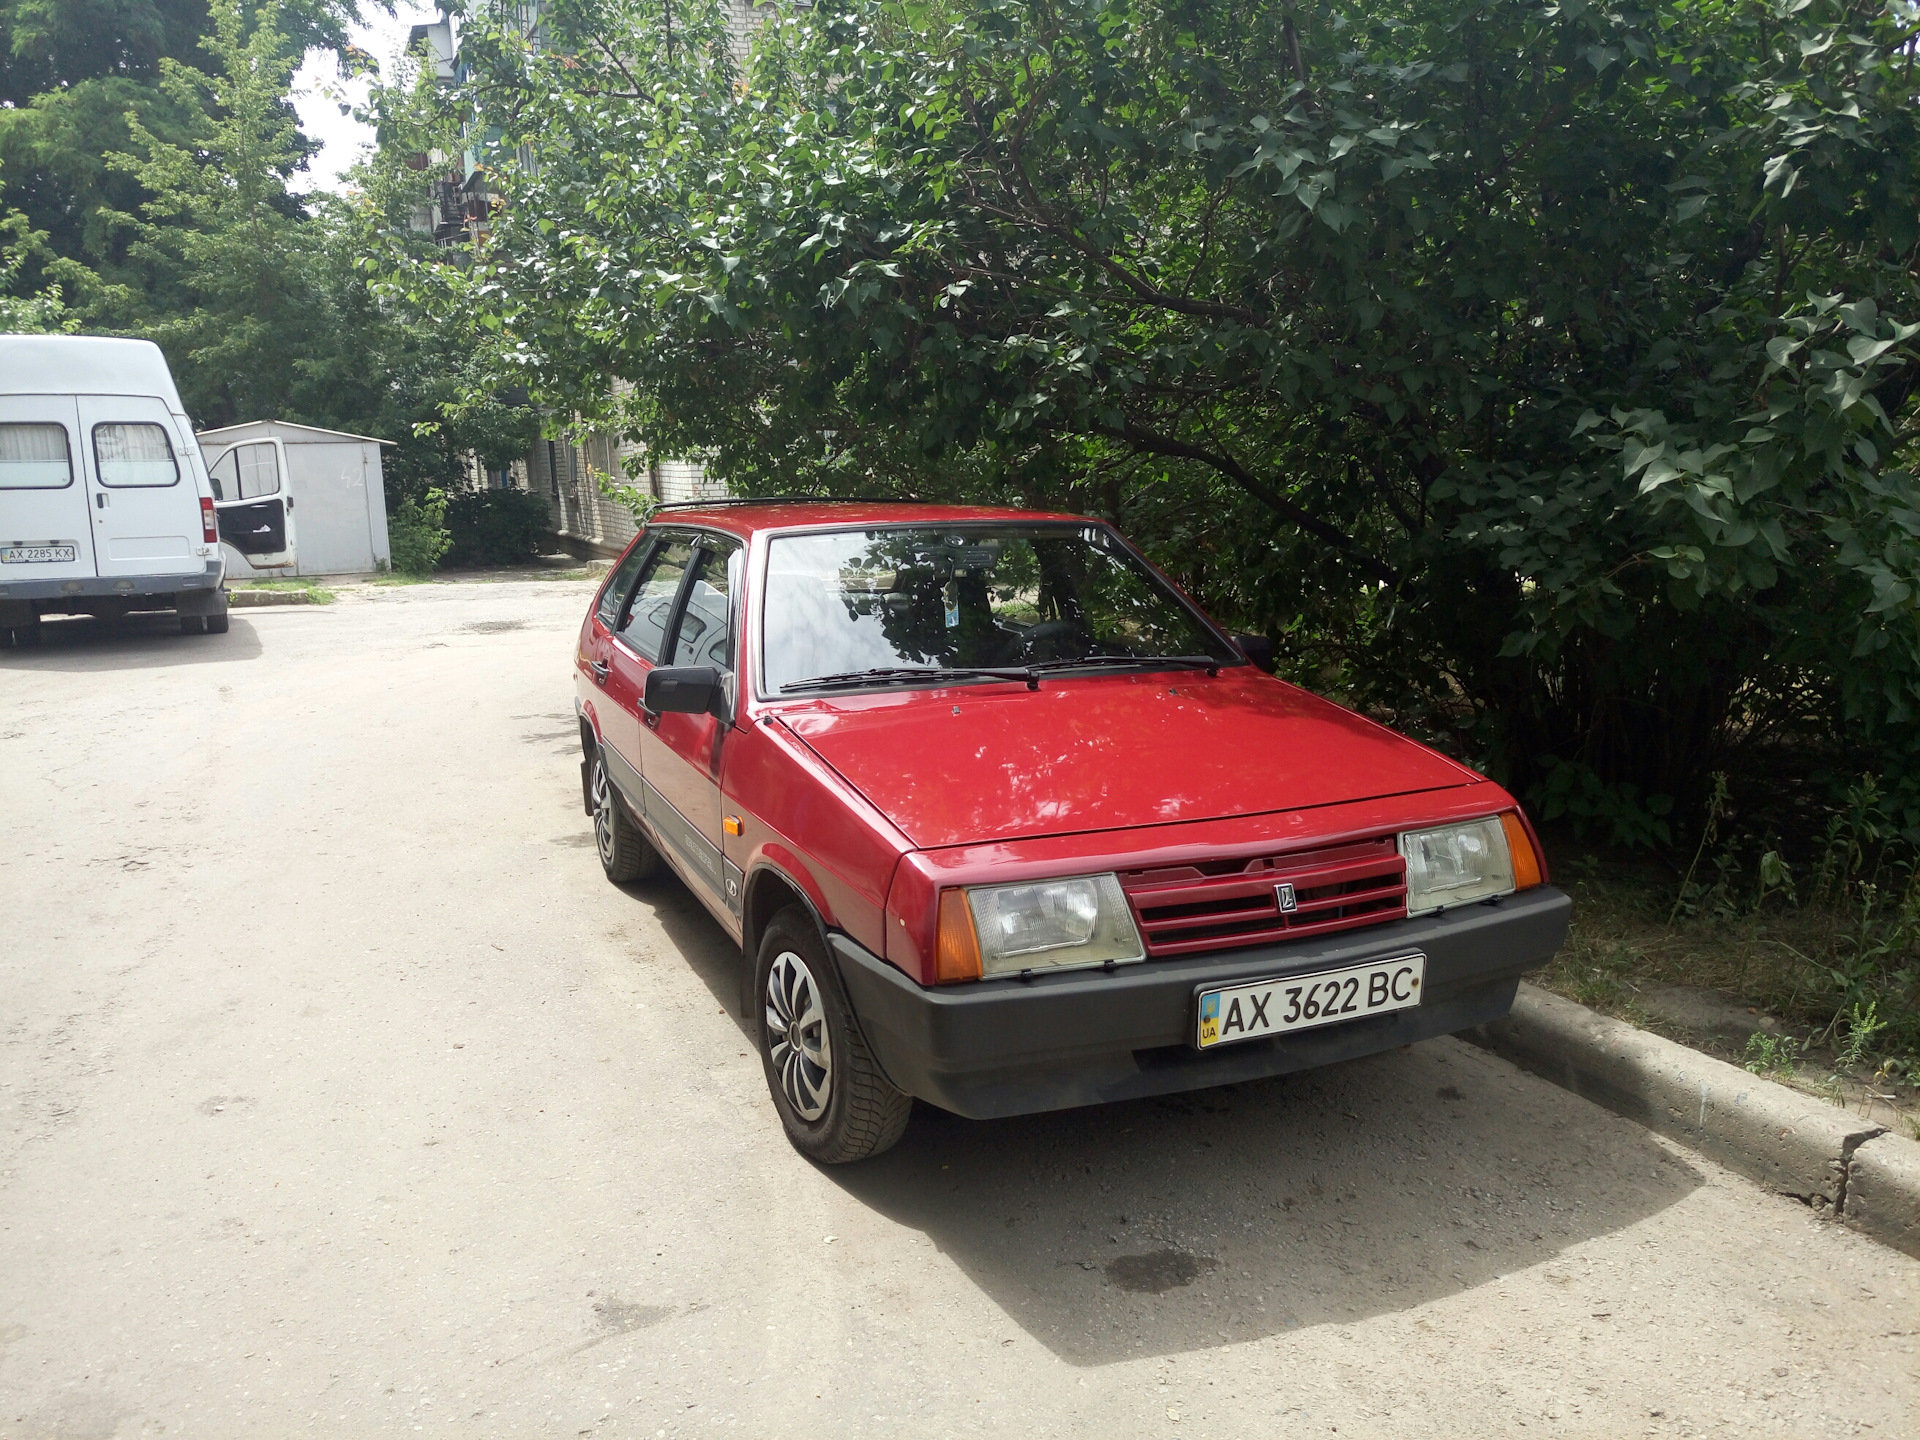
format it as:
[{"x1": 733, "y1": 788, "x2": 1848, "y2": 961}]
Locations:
[
  {"x1": 755, "y1": 908, "x2": 910, "y2": 1163},
  {"x1": 590, "y1": 746, "x2": 658, "y2": 884}
]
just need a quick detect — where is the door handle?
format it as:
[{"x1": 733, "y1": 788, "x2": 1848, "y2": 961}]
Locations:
[
  {"x1": 588, "y1": 660, "x2": 609, "y2": 684},
  {"x1": 642, "y1": 708, "x2": 662, "y2": 730}
]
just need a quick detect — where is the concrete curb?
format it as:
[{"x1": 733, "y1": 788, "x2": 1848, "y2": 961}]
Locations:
[
  {"x1": 1465, "y1": 982, "x2": 1920, "y2": 1259},
  {"x1": 228, "y1": 589, "x2": 314, "y2": 608}
]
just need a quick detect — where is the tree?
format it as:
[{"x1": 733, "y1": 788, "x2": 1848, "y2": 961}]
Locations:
[
  {"x1": 0, "y1": 0, "x2": 366, "y2": 289},
  {"x1": 387, "y1": 0, "x2": 1920, "y2": 827}
]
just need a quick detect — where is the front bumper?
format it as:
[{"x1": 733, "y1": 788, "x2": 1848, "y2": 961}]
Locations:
[{"x1": 831, "y1": 885, "x2": 1571, "y2": 1119}]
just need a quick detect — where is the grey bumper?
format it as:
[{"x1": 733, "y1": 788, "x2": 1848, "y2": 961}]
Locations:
[
  {"x1": 831, "y1": 886, "x2": 1572, "y2": 1120},
  {"x1": 1, "y1": 560, "x2": 223, "y2": 605}
]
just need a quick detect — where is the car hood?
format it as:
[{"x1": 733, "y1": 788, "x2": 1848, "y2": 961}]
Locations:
[{"x1": 778, "y1": 668, "x2": 1481, "y2": 849}]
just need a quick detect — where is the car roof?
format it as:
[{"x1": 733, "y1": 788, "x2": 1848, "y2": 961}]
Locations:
[{"x1": 644, "y1": 501, "x2": 1098, "y2": 542}]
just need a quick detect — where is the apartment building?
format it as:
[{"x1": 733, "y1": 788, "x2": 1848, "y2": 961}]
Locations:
[{"x1": 409, "y1": 3, "x2": 757, "y2": 556}]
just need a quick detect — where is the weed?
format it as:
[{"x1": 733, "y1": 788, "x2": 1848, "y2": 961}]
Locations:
[
  {"x1": 234, "y1": 578, "x2": 334, "y2": 603},
  {"x1": 1833, "y1": 1000, "x2": 1888, "y2": 1073},
  {"x1": 390, "y1": 488, "x2": 451, "y2": 575},
  {"x1": 1743, "y1": 1031, "x2": 1803, "y2": 1078}
]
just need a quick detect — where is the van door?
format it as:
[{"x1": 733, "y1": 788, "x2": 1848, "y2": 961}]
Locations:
[
  {"x1": 75, "y1": 396, "x2": 199, "y2": 579},
  {"x1": 0, "y1": 395, "x2": 95, "y2": 581},
  {"x1": 205, "y1": 439, "x2": 296, "y2": 569}
]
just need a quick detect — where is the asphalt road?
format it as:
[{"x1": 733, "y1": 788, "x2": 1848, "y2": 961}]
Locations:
[{"x1": 4, "y1": 581, "x2": 1917, "y2": 1440}]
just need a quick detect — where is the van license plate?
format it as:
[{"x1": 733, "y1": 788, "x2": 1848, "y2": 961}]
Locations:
[
  {"x1": 1195, "y1": 953, "x2": 1425, "y2": 1048},
  {"x1": 1, "y1": 545, "x2": 76, "y2": 564}
]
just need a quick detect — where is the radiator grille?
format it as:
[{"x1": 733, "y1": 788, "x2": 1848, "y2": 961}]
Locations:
[{"x1": 1118, "y1": 837, "x2": 1407, "y2": 957}]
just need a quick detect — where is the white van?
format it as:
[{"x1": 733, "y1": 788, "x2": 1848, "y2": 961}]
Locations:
[{"x1": 0, "y1": 336, "x2": 294, "y2": 643}]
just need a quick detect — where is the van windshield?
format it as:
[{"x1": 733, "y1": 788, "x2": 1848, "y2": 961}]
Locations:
[{"x1": 761, "y1": 525, "x2": 1235, "y2": 693}]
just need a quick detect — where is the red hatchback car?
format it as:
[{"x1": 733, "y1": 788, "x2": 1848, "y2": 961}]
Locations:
[{"x1": 574, "y1": 502, "x2": 1570, "y2": 1162}]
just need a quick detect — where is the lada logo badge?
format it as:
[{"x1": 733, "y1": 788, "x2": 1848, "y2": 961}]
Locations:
[{"x1": 1275, "y1": 882, "x2": 1298, "y2": 913}]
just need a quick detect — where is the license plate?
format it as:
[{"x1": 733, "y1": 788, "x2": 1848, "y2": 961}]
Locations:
[
  {"x1": 1, "y1": 545, "x2": 76, "y2": 564},
  {"x1": 1196, "y1": 953, "x2": 1426, "y2": 1048}
]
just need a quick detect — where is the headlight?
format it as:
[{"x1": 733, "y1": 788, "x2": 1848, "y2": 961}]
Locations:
[
  {"x1": 1399, "y1": 818, "x2": 1515, "y2": 916},
  {"x1": 952, "y1": 873, "x2": 1146, "y2": 978}
]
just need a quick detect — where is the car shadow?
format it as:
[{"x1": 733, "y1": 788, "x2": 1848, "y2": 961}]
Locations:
[
  {"x1": 827, "y1": 1044, "x2": 1703, "y2": 1365},
  {"x1": 0, "y1": 612, "x2": 264, "y2": 669},
  {"x1": 627, "y1": 880, "x2": 1705, "y2": 1365}
]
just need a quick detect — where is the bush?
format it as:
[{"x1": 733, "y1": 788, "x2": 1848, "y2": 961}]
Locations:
[
  {"x1": 444, "y1": 488, "x2": 550, "y2": 567},
  {"x1": 388, "y1": 487, "x2": 451, "y2": 576}
]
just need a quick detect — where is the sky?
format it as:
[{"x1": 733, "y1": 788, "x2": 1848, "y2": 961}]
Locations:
[{"x1": 289, "y1": 2, "x2": 445, "y2": 193}]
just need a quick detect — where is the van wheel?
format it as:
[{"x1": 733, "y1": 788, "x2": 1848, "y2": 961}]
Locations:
[
  {"x1": 755, "y1": 907, "x2": 911, "y2": 1164},
  {"x1": 590, "y1": 746, "x2": 658, "y2": 884},
  {"x1": 179, "y1": 614, "x2": 206, "y2": 635},
  {"x1": 10, "y1": 617, "x2": 41, "y2": 647},
  {"x1": 205, "y1": 604, "x2": 229, "y2": 635}
]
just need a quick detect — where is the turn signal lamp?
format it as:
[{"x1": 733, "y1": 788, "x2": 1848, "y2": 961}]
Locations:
[
  {"x1": 935, "y1": 889, "x2": 983, "y2": 983},
  {"x1": 1501, "y1": 811, "x2": 1545, "y2": 891},
  {"x1": 200, "y1": 496, "x2": 217, "y2": 543}
]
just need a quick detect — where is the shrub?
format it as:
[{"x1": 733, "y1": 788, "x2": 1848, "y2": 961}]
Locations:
[
  {"x1": 388, "y1": 487, "x2": 451, "y2": 576},
  {"x1": 444, "y1": 487, "x2": 550, "y2": 567}
]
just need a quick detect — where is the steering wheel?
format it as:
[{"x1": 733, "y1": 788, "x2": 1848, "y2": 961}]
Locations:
[{"x1": 1018, "y1": 619, "x2": 1089, "y2": 662}]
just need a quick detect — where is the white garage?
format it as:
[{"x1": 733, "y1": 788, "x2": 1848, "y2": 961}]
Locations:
[{"x1": 197, "y1": 420, "x2": 393, "y2": 578}]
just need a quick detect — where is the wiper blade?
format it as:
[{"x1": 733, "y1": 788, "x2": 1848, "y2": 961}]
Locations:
[
  {"x1": 780, "y1": 665, "x2": 1038, "y2": 694},
  {"x1": 1025, "y1": 654, "x2": 1223, "y2": 676}
]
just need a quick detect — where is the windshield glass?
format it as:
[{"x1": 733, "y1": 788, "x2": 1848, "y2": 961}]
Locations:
[{"x1": 761, "y1": 525, "x2": 1235, "y2": 693}]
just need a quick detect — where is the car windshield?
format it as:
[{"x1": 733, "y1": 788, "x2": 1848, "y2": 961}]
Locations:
[{"x1": 761, "y1": 524, "x2": 1236, "y2": 693}]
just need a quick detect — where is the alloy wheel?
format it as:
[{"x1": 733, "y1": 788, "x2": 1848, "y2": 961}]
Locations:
[
  {"x1": 765, "y1": 950, "x2": 833, "y2": 1121},
  {"x1": 591, "y1": 755, "x2": 617, "y2": 868}
]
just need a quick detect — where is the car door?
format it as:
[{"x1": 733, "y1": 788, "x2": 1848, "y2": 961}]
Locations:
[
  {"x1": 638, "y1": 533, "x2": 744, "y2": 917},
  {"x1": 0, "y1": 396, "x2": 96, "y2": 582},
  {"x1": 602, "y1": 533, "x2": 697, "y2": 823},
  {"x1": 205, "y1": 439, "x2": 297, "y2": 570},
  {"x1": 76, "y1": 396, "x2": 200, "y2": 579},
  {"x1": 582, "y1": 534, "x2": 653, "y2": 774}
]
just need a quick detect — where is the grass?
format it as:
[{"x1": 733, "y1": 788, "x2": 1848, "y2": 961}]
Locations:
[
  {"x1": 232, "y1": 577, "x2": 335, "y2": 604},
  {"x1": 1541, "y1": 853, "x2": 1919, "y2": 1136}
]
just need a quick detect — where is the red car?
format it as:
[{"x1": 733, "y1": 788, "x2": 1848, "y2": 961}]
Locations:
[{"x1": 574, "y1": 503, "x2": 1569, "y2": 1162}]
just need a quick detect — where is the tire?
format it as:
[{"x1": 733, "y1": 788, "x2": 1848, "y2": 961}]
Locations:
[
  {"x1": 205, "y1": 605, "x2": 230, "y2": 634},
  {"x1": 179, "y1": 614, "x2": 207, "y2": 635},
  {"x1": 755, "y1": 907, "x2": 911, "y2": 1164},
  {"x1": 13, "y1": 617, "x2": 41, "y2": 647},
  {"x1": 589, "y1": 745, "x2": 658, "y2": 884}
]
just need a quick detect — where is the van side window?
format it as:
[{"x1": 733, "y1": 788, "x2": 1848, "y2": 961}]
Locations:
[
  {"x1": 0, "y1": 423, "x2": 74, "y2": 490},
  {"x1": 595, "y1": 537, "x2": 652, "y2": 630},
  {"x1": 208, "y1": 443, "x2": 280, "y2": 502},
  {"x1": 94, "y1": 422, "x2": 180, "y2": 488},
  {"x1": 207, "y1": 447, "x2": 237, "y2": 501}
]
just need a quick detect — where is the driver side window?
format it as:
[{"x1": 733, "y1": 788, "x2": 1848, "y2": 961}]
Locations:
[
  {"x1": 668, "y1": 538, "x2": 741, "y2": 671},
  {"x1": 619, "y1": 538, "x2": 696, "y2": 662}
]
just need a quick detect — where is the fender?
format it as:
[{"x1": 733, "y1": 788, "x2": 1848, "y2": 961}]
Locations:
[{"x1": 746, "y1": 846, "x2": 836, "y2": 941}]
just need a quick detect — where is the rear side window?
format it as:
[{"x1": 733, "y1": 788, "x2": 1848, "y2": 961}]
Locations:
[
  {"x1": 0, "y1": 423, "x2": 74, "y2": 489},
  {"x1": 595, "y1": 537, "x2": 652, "y2": 630},
  {"x1": 94, "y1": 422, "x2": 180, "y2": 487},
  {"x1": 619, "y1": 538, "x2": 696, "y2": 662}
]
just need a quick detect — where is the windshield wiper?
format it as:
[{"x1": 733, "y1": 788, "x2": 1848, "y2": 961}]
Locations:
[
  {"x1": 780, "y1": 665, "x2": 1038, "y2": 694},
  {"x1": 1025, "y1": 654, "x2": 1224, "y2": 677}
]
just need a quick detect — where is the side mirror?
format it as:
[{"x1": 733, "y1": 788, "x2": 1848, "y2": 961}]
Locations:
[
  {"x1": 644, "y1": 665, "x2": 724, "y2": 717},
  {"x1": 1232, "y1": 633, "x2": 1276, "y2": 674}
]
